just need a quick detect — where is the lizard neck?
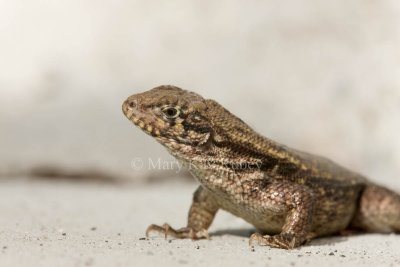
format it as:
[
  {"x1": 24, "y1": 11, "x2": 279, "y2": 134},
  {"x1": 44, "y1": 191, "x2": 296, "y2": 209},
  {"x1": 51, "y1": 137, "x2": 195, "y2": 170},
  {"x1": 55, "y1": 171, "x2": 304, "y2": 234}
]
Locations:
[
  {"x1": 161, "y1": 99, "x2": 308, "y2": 180},
  {"x1": 204, "y1": 99, "x2": 307, "y2": 174}
]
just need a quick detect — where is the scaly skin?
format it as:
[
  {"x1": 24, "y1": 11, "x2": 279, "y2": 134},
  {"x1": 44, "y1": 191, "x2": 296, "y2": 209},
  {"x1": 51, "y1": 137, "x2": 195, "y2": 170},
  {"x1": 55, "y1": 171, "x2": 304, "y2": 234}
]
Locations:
[{"x1": 122, "y1": 85, "x2": 400, "y2": 249}]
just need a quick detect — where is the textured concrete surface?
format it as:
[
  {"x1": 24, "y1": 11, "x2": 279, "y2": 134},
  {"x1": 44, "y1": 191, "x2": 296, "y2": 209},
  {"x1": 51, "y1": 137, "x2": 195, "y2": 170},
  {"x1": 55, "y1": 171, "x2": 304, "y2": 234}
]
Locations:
[{"x1": 1, "y1": 178, "x2": 399, "y2": 267}]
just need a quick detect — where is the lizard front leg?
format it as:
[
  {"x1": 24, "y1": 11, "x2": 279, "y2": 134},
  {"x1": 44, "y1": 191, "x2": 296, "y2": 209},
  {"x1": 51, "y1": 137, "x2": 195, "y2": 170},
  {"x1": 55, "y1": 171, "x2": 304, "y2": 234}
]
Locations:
[
  {"x1": 249, "y1": 181, "x2": 315, "y2": 249},
  {"x1": 146, "y1": 186, "x2": 219, "y2": 240}
]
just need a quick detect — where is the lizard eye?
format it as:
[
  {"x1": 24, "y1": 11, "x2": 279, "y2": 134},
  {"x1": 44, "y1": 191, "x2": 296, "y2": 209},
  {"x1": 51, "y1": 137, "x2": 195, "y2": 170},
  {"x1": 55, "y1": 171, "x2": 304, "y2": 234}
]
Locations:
[{"x1": 161, "y1": 106, "x2": 180, "y2": 119}]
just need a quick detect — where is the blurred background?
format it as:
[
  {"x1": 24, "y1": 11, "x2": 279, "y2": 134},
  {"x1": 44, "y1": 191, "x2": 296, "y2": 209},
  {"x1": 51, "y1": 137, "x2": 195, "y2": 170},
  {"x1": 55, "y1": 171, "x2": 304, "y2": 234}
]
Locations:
[{"x1": 0, "y1": 0, "x2": 399, "y2": 187}]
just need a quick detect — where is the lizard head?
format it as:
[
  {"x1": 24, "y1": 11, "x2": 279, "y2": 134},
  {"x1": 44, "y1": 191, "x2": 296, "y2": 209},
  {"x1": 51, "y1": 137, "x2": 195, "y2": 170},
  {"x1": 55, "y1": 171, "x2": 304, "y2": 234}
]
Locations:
[
  {"x1": 122, "y1": 85, "x2": 213, "y2": 157},
  {"x1": 123, "y1": 85, "x2": 293, "y2": 174}
]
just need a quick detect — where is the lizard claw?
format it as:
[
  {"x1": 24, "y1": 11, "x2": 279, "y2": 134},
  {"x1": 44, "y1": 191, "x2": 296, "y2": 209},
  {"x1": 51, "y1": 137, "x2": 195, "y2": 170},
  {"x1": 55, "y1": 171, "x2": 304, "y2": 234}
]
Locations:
[
  {"x1": 249, "y1": 232, "x2": 303, "y2": 249},
  {"x1": 145, "y1": 223, "x2": 168, "y2": 239},
  {"x1": 249, "y1": 232, "x2": 265, "y2": 246},
  {"x1": 145, "y1": 223, "x2": 209, "y2": 240}
]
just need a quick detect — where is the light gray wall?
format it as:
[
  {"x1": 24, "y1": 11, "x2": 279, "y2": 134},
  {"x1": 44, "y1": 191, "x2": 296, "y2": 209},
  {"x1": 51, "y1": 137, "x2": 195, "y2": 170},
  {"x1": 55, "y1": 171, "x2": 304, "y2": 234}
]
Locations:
[{"x1": 1, "y1": 1, "x2": 399, "y2": 187}]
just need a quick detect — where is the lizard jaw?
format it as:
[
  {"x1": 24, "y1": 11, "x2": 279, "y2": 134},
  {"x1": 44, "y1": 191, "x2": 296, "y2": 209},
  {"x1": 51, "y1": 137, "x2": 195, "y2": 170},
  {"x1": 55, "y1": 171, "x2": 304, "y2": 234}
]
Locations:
[{"x1": 122, "y1": 98, "x2": 159, "y2": 136}]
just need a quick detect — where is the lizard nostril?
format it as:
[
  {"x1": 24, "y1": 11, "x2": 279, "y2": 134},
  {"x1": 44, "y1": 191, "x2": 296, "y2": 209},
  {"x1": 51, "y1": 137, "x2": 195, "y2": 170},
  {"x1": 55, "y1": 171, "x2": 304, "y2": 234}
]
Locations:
[{"x1": 127, "y1": 99, "x2": 137, "y2": 110}]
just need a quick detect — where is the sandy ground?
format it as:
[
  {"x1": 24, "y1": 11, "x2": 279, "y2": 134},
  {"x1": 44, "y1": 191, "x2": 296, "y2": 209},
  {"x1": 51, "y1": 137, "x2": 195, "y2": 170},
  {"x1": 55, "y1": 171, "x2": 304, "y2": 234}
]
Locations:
[{"x1": 0, "y1": 178, "x2": 399, "y2": 267}]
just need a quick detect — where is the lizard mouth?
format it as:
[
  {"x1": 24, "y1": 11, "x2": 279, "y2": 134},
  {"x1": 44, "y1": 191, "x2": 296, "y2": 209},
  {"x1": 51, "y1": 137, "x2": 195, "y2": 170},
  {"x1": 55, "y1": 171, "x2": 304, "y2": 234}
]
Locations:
[
  {"x1": 122, "y1": 99, "x2": 140, "y2": 123},
  {"x1": 122, "y1": 99, "x2": 160, "y2": 137},
  {"x1": 131, "y1": 117, "x2": 160, "y2": 137}
]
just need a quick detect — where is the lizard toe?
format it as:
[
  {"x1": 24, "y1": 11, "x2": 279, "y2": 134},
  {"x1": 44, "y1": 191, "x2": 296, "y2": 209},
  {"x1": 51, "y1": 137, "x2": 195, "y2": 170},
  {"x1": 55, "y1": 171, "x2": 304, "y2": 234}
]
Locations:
[{"x1": 145, "y1": 223, "x2": 209, "y2": 240}]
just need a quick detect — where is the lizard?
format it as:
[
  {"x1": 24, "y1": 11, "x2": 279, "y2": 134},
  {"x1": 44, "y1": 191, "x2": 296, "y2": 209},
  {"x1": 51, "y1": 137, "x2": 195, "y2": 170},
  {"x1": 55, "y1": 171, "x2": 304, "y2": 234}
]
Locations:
[{"x1": 122, "y1": 85, "x2": 400, "y2": 249}]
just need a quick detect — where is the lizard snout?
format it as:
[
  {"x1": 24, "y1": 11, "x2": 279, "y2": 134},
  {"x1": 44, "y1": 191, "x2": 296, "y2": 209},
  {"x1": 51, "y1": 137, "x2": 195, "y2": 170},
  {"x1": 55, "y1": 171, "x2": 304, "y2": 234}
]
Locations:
[{"x1": 122, "y1": 98, "x2": 138, "y2": 117}]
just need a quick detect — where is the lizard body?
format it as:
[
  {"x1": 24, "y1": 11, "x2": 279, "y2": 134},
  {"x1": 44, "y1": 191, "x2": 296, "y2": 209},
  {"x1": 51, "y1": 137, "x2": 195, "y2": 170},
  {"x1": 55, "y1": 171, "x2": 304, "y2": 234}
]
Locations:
[{"x1": 122, "y1": 85, "x2": 400, "y2": 249}]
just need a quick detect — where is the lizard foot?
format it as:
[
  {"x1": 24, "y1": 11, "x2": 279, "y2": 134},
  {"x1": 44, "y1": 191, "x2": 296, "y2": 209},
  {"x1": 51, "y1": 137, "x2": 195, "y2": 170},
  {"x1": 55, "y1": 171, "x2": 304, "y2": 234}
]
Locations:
[
  {"x1": 145, "y1": 223, "x2": 209, "y2": 240},
  {"x1": 249, "y1": 232, "x2": 304, "y2": 249}
]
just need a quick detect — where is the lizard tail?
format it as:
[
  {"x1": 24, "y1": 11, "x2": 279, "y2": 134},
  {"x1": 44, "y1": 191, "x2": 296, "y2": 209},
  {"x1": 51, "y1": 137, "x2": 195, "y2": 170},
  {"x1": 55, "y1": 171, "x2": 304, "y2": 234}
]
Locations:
[{"x1": 351, "y1": 184, "x2": 400, "y2": 233}]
